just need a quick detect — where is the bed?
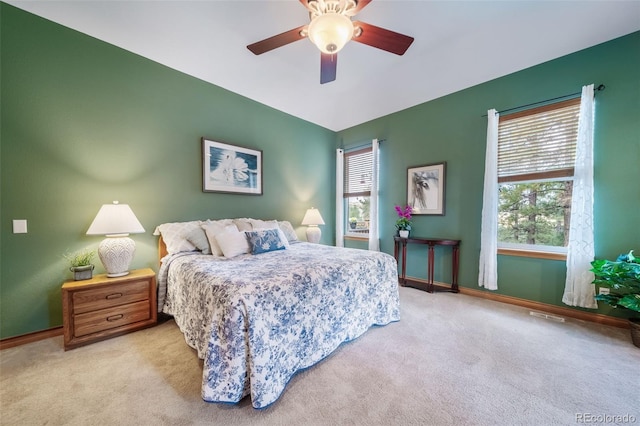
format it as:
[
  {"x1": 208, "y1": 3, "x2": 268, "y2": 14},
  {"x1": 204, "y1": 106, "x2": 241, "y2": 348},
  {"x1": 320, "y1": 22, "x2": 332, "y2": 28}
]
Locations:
[{"x1": 156, "y1": 218, "x2": 400, "y2": 409}]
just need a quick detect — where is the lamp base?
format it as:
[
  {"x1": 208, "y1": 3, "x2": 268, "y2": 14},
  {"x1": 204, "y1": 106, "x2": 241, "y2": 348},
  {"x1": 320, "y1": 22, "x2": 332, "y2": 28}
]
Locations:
[
  {"x1": 106, "y1": 271, "x2": 130, "y2": 278},
  {"x1": 306, "y1": 226, "x2": 321, "y2": 244},
  {"x1": 98, "y1": 235, "x2": 136, "y2": 277}
]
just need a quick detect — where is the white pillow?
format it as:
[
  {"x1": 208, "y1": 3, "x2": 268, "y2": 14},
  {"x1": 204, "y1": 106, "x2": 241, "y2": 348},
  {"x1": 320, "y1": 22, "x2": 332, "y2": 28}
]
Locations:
[
  {"x1": 203, "y1": 223, "x2": 238, "y2": 257},
  {"x1": 205, "y1": 218, "x2": 234, "y2": 227},
  {"x1": 250, "y1": 219, "x2": 277, "y2": 229},
  {"x1": 233, "y1": 218, "x2": 254, "y2": 232},
  {"x1": 277, "y1": 221, "x2": 298, "y2": 242},
  {"x1": 156, "y1": 221, "x2": 202, "y2": 254},
  {"x1": 215, "y1": 228, "x2": 250, "y2": 258},
  {"x1": 186, "y1": 227, "x2": 211, "y2": 254}
]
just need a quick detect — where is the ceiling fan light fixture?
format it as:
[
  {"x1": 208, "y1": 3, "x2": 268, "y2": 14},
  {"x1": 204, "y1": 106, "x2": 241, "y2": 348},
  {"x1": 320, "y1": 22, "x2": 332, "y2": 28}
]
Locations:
[{"x1": 308, "y1": 13, "x2": 354, "y2": 54}]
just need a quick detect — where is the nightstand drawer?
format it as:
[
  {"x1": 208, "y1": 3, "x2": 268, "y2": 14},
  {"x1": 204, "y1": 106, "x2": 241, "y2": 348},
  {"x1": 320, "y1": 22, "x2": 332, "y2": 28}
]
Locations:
[
  {"x1": 72, "y1": 280, "x2": 149, "y2": 314},
  {"x1": 74, "y1": 300, "x2": 151, "y2": 337}
]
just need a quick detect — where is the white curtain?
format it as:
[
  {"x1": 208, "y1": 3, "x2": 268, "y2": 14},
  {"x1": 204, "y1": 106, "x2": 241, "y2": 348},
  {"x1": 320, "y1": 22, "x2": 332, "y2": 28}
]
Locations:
[
  {"x1": 563, "y1": 84, "x2": 597, "y2": 308},
  {"x1": 478, "y1": 109, "x2": 499, "y2": 290},
  {"x1": 335, "y1": 149, "x2": 344, "y2": 247},
  {"x1": 368, "y1": 139, "x2": 380, "y2": 251}
]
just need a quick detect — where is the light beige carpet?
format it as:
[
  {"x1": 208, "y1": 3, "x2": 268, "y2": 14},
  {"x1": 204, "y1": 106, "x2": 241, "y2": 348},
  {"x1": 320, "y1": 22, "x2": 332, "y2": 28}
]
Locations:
[{"x1": 1, "y1": 287, "x2": 638, "y2": 426}]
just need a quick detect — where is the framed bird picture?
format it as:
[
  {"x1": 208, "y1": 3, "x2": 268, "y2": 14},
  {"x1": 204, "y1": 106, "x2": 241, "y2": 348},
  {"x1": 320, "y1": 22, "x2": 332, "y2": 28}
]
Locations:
[{"x1": 202, "y1": 138, "x2": 262, "y2": 195}]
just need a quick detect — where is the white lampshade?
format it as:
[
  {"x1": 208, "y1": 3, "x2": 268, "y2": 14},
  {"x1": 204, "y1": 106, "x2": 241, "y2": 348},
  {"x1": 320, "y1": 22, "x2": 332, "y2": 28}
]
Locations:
[
  {"x1": 302, "y1": 208, "x2": 325, "y2": 226},
  {"x1": 86, "y1": 201, "x2": 145, "y2": 236},
  {"x1": 87, "y1": 201, "x2": 145, "y2": 277},
  {"x1": 302, "y1": 208, "x2": 325, "y2": 244},
  {"x1": 308, "y1": 13, "x2": 354, "y2": 54}
]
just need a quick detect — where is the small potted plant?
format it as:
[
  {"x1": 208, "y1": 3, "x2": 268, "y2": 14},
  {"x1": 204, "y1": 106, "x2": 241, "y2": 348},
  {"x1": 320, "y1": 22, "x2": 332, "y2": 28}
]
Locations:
[
  {"x1": 394, "y1": 205, "x2": 412, "y2": 238},
  {"x1": 349, "y1": 217, "x2": 358, "y2": 229},
  {"x1": 64, "y1": 248, "x2": 96, "y2": 281},
  {"x1": 591, "y1": 250, "x2": 640, "y2": 347}
]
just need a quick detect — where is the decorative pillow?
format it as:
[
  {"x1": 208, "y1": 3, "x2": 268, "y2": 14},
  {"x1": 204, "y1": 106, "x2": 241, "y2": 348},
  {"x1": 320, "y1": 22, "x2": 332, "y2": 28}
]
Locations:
[
  {"x1": 252, "y1": 219, "x2": 290, "y2": 248},
  {"x1": 155, "y1": 221, "x2": 202, "y2": 254},
  {"x1": 186, "y1": 227, "x2": 211, "y2": 254},
  {"x1": 203, "y1": 223, "x2": 238, "y2": 257},
  {"x1": 215, "y1": 227, "x2": 250, "y2": 258},
  {"x1": 278, "y1": 221, "x2": 298, "y2": 242},
  {"x1": 246, "y1": 229, "x2": 287, "y2": 255}
]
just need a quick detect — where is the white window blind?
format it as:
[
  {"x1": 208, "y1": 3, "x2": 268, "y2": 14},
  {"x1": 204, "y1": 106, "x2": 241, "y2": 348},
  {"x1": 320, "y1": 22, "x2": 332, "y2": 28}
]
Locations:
[
  {"x1": 344, "y1": 147, "x2": 373, "y2": 197},
  {"x1": 498, "y1": 98, "x2": 581, "y2": 182}
]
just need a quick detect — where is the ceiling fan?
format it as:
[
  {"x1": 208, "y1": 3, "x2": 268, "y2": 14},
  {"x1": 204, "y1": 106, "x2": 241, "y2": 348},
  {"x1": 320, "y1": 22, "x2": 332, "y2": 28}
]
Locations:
[{"x1": 247, "y1": 0, "x2": 414, "y2": 84}]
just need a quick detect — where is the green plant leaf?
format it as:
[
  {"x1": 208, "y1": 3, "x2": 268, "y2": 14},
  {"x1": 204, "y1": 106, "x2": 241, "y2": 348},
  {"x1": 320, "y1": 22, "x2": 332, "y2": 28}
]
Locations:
[
  {"x1": 595, "y1": 293, "x2": 621, "y2": 307},
  {"x1": 591, "y1": 251, "x2": 640, "y2": 312},
  {"x1": 618, "y1": 294, "x2": 640, "y2": 313},
  {"x1": 63, "y1": 248, "x2": 96, "y2": 267}
]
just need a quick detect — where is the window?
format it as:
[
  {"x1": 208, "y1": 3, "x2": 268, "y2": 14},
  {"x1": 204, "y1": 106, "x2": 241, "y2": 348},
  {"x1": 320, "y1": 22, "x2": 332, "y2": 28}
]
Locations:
[
  {"x1": 344, "y1": 147, "x2": 372, "y2": 237},
  {"x1": 497, "y1": 98, "x2": 581, "y2": 253}
]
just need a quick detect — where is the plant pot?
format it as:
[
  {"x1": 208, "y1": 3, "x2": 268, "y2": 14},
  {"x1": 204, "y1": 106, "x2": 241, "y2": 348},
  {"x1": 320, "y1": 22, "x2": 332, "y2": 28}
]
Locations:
[
  {"x1": 629, "y1": 318, "x2": 640, "y2": 348},
  {"x1": 71, "y1": 264, "x2": 94, "y2": 281},
  {"x1": 399, "y1": 230, "x2": 409, "y2": 238},
  {"x1": 350, "y1": 222, "x2": 357, "y2": 230}
]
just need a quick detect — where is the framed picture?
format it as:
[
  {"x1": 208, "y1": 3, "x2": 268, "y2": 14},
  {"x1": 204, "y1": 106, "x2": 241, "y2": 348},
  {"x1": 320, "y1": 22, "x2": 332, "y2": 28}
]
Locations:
[
  {"x1": 202, "y1": 138, "x2": 262, "y2": 195},
  {"x1": 407, "y1": 162, "x2": 446, "y2": 215}
]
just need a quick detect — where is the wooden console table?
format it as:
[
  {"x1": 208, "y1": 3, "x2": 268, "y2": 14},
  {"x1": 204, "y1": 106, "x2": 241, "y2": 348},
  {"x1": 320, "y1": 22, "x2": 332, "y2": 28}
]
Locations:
[{"x1": 393, "y1": 236, "x2": 461, "y2": 293}]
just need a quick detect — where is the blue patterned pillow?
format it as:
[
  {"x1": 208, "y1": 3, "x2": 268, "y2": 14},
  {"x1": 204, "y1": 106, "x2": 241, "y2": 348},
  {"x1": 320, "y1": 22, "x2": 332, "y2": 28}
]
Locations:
[{"x1": 246, "y1": 229, "x2": 287, "y2": 254}]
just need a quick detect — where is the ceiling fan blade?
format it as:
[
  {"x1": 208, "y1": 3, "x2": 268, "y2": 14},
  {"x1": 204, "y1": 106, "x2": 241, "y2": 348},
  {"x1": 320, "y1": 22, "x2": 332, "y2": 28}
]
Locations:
[
  {"x1": 352, "y1": 21, "x2": 414, "y2": 55},
  {"x1": 247, "y1": 25, "x2": 307, "y2": 55},
  {"x1": 353, "y1": 0, "x2": 373, "y2": 14},
  {"x1": 320, "y1": 53, "x2": 337, "y2": 84}
]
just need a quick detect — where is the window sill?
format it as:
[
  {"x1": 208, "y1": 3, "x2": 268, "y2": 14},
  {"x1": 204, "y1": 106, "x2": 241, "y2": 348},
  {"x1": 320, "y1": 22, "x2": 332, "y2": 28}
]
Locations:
[
  {"x1": 344, "y1": 235, "x2": 369, "y2": 241},
  {"x1": 498, "y1": 248, "x2": 566, "y2": 261}
]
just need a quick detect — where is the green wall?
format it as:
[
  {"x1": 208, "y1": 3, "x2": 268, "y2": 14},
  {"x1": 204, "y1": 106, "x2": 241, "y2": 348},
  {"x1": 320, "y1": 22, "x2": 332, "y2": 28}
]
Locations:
[
  {"x1": 339, "y1": 31, "x2": 640, "y2": 317},
  {"x1": 2, "y1": 3, "x2": 638, "y2": 339},
  {"x1": 0, "y1": 4, "x2": 335, "y2": 338}
]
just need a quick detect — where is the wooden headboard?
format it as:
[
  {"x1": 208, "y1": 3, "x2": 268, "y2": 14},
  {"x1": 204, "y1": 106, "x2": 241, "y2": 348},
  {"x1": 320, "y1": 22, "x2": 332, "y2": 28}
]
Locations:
[{"x1": 158, "y1": 235, "x2": 168, "y2": 265}]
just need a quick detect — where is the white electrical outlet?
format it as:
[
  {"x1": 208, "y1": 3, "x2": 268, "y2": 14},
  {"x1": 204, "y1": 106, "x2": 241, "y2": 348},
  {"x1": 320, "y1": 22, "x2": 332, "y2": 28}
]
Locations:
[{"x1": 598, "y1": 287, "x2": 610, "y2": 295}]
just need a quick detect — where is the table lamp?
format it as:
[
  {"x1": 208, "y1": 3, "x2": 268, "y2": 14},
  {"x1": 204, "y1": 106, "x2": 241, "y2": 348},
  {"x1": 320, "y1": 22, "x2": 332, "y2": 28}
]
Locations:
[
  {"x1": 302, "y1": 207, "x2": 325, "y2": 244},
  {"x1": 86, "y1": 201, "x2": 145, "y2": 277}
]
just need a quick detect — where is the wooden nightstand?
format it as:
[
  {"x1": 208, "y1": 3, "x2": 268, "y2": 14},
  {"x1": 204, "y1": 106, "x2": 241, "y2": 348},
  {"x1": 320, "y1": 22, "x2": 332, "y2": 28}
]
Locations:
[{"x1": 62, "y1": 268, "x2": 157, "y2": 350}]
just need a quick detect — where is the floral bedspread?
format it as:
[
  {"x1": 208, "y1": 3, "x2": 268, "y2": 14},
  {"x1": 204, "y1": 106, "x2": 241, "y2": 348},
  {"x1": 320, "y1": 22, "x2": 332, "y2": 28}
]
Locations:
[{"x1": 159, "y1": 242, "x2": 400, "y2": 409}]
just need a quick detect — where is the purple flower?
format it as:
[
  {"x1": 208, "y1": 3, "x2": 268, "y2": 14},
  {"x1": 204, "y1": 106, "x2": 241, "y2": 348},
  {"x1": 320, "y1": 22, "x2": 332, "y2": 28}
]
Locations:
[
  {"x1": 394, "y1": 205, "x2": 413, "y2": 231},
  {"x1": 395, "y1": 205, "x2": 412, "y2": 219}
]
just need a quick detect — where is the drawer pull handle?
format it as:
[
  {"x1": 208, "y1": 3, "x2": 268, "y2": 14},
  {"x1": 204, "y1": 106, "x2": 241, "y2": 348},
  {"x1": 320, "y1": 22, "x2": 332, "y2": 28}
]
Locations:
[
  {"x1": 106, "y1": 293, "x2": 123, "y2": 300},
  {"x1": 106, "y1": 314, "x2": 124, "y2": 322}
]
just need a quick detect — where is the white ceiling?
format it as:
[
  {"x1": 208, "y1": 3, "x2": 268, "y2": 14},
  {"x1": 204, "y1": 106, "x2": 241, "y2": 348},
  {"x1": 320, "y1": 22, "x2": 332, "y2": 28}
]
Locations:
[{"x1": 7, "y1": 0, "x2": 640, "y2": 131}]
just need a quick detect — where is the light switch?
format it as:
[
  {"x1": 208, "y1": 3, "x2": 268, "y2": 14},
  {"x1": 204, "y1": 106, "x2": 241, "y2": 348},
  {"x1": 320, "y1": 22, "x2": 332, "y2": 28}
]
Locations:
[{"x1": 13, "y1": 220, "x2": 28, "y2": 234}]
